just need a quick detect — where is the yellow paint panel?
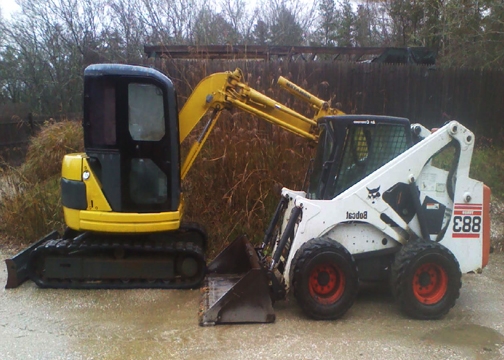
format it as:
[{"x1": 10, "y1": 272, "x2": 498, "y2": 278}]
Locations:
[
  {"x1": 82, "y1": 158, "x2": 112, "y2": 212},
  {"x1": 63, "y1": 207, "x2": 82, "y2": 230},
  {"x1": 61, "y1": 153, "x2": 84, "y2": 181},
  {"x1": 80, "y1": 219, "x2": 181, "y2": 233},
  {"x1": 79, "y1": 209, "x2": 181, "y2": 223},
  {"x1": 178, "y1": 72, "x2": 230, "y2": 143}
]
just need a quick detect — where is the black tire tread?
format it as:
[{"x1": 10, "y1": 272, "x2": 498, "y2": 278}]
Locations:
[
  {"x1": 391, "y1": 240, "x2": 461, "y2": 320},
  {"x1": 291, "y1": 237, "x2": 359, "y2": 320}
]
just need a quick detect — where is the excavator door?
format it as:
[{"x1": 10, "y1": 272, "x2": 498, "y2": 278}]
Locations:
[{"x1": 83, "y1": 64, "x2": 181, "y2": 214}]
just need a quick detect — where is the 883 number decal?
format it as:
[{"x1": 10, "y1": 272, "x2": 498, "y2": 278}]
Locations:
[
  {"x1": 452, "y1": 215, "x2": 481, "y2": 233},
  {"x1": 452, "y1": 204, "x2": 483, "y2": 238}
]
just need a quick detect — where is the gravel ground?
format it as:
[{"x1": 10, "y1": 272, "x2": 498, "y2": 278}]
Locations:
[{"x1": 1, "y1": 251, "x2": 503, "y2": 360}]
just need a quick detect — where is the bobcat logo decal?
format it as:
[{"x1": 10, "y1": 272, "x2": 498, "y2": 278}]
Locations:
[{"x1": 367, "y1": 186, "x2": 381, "y2": 204}]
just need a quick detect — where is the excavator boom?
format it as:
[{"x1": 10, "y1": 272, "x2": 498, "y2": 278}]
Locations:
[{"x1": 179, "y1": 68, "x2": 344, "y2": 179}]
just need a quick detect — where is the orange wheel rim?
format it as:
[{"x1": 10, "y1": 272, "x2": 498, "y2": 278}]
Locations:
[
  {"x1": 308, "y1": 263, "x2": 345, "y2": 304},
  {"x1": 412, "y1": 263, "x2": 448, "y2": 304}
]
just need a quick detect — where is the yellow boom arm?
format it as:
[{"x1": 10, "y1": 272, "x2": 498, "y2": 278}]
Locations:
[{"x1": 179, "y1": 68, "x2": 344, "y2": 179}]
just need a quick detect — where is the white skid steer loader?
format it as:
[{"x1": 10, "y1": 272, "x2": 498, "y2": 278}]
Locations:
[{"x1": 200, "y1": 116, "x2": 490, "y2": 325}]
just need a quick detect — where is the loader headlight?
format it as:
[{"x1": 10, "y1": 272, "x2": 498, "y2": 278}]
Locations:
[{"x1": 82, "y1": 171, "x2": 90, "y2": 181}]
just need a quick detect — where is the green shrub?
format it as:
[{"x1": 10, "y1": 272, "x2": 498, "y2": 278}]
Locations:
[{"x1": 470, "y1": 147, "x2": 504, "y2": 198}]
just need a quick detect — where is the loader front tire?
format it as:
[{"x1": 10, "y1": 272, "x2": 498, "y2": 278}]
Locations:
[
  {"x1": 292, "y1": 238, "x2": 358, "y2": 320},
  {"x1": 392, "y1": 241, "x2": 461, "y2": 320}
]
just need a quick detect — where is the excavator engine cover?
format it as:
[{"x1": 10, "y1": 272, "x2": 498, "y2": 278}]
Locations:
[{"x1": 199, "y1": 236, "x2": 275, "y2": 326}]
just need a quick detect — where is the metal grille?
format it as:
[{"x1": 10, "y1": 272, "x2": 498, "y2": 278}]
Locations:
[{"x1": 332, "y1": 124, "x2": 409, "y2": 197}]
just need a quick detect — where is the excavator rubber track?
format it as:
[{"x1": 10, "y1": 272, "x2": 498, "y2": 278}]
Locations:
[{"x1": 7, "y1": 223, "x2": 207, "y2": 289}]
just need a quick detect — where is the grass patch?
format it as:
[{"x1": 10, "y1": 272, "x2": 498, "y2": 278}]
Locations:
[{"x1": 470, "y1": 147, "x2": 504, "y2": 198}]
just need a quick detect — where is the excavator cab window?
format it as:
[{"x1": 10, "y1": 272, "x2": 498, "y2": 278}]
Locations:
[
  {"x1": 127, "y1": 83, "x2": 169, "y2": 205},
  {"x1": 128, "y1": 83, "x2": 166, "y2": 142},
  {"x1": 86, "y1": 77, "x2": 117, "y2": 146}
]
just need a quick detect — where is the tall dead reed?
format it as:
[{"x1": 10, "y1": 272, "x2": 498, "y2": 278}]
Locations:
[{"x1": 182, "y1": 113, "x2": 314, "y2": 257}]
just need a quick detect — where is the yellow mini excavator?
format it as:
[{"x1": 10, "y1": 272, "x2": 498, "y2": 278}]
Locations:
[
  {"x1": 5, "y1": 64, "x2": 342, "y2": 290},
  {"x1": 6, "y1": 64, "x2": 491, "y2": 327}
]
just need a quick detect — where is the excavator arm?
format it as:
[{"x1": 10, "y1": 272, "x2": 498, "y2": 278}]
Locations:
[{"x1": 178, "y1": 68, "x2": 344, "y2": 179}]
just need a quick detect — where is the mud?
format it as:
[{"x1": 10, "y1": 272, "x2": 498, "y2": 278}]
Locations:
[{"x1": 1, "y1": 252, "x2": 504, "y2": 360}]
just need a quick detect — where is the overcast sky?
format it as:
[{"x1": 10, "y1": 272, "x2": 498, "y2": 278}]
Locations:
[{"x1": 1, "y1": 0, "x2": 21, "y2": 18}]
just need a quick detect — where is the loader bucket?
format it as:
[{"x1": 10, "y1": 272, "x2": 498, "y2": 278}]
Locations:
[
  {"x1": 4, "y1": 231, "x2": 60, "y2": 289},
  {"x1": 199, "y1": 235, "x2": 275, "y2": 326}
]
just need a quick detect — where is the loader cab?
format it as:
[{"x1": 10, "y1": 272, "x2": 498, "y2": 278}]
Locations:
[
  {"x1": 307, "y1": 115, "x2": 412, "y2": 200},
  {"x1": 83, "y1": 64, "x2": 180, "y2": 213}
]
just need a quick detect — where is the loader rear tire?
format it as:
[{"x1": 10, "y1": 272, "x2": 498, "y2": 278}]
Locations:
[
  {"x1": 292, "y1": 238, "x2": 358, "y2": 320},
  {"x1": 392, "y1": 241, "x2": 461, "y2": 320}
]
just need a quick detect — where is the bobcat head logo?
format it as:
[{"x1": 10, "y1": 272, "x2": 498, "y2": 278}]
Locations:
[{"x1": 367, "y1": 186, "x2": 381, "y2": 204}]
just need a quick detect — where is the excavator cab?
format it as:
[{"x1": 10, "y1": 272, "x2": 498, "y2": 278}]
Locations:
[
  {"x1": 76, "y1": 64, "x2": 181, "y2": 217},
  {"x1": 59, "y1": 64, "x2": 186, "y2": 233}
]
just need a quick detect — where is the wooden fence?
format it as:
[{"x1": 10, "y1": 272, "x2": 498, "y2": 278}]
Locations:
[
  {"x1": 1, "y1": 61, "x2": 503, "y2": 165},
  {"x1": 152, "y1": 60, "x2": 504, "y2": 142}
]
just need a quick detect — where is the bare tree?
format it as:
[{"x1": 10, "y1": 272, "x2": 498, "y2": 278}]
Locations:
[{"x1": 139, "y1": 0, "x2": 202, "y2": 44}]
